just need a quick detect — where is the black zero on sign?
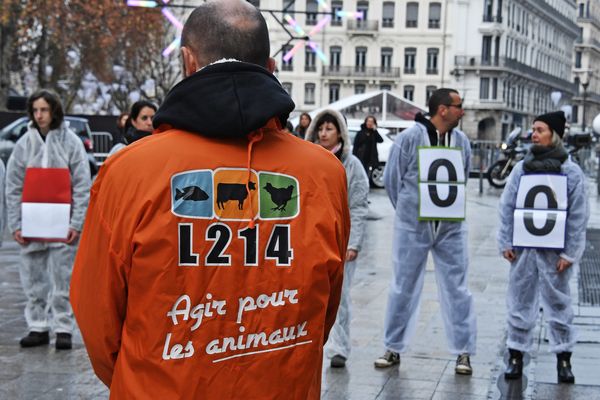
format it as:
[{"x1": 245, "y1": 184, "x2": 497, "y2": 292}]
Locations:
[
  {"x1": 427, "y1": 159, "x2": 458, "y2": 207},
  {"x1": 523, "y1": 185, "x2": 558, "y2": 236}
]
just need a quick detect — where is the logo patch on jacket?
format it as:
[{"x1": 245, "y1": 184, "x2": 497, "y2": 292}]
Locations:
[{"x1": 171, "y1": 169, "x2": 299, "y2": 221}]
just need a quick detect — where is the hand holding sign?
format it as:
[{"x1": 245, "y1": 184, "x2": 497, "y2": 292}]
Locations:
[
  {"x1": 556, "y1": 257, "x2": 572, "y2": 273},
  {"x1": 503, "y1": 249, "x2": 517, "y2": 262}
]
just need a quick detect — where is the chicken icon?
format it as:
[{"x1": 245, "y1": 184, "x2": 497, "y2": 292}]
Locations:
[{"x1": 264, "y1": 182, "x2": 294, "y2": 211}]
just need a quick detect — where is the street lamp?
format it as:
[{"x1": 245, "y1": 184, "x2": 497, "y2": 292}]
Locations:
[{"x1": 582, "y1": 80, "x2": 589, "y2": 132}]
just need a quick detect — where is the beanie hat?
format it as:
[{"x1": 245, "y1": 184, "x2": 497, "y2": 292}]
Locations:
[{"x1": 534, "y1": 111, "x2": 566, "y2": 138}]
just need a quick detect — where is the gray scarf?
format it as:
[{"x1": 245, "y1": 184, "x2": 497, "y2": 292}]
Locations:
[{"x1": 523, "y1": 144, "x2": 568, "y2": 173}]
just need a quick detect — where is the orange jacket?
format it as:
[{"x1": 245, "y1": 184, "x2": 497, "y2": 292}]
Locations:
[{"x1": 70, "y1": 121, "x2": 349, "y2": 399}]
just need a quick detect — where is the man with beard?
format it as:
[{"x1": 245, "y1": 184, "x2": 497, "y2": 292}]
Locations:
[{"x1": 375, "y1": 88, "x2": 477, "y2": 375}]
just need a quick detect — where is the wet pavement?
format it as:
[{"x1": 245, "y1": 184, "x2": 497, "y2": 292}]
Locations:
[{"x1": 1, "y1": 179, "x2": 599, "y2": 399}]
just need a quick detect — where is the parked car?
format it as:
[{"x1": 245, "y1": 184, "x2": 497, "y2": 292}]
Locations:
[{"x1": 0, "y1": 116, "x2": 98, "y2": 177}]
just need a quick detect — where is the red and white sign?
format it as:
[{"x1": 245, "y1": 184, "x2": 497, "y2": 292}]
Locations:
[{"x1": 21, "y1": 168, "x2": 71, "y2": 240}]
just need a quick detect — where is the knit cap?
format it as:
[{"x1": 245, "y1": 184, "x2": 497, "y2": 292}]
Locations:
[{"x1": 534, "y1": 111, "x2": 566, "y2": 138}]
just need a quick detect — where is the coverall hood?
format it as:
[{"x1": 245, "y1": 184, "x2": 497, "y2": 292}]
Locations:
[
  {"x1": 153, "y1": 61, "x2": 295, "y2": 139},
  {"x1": 305, "y1": 109, "x2": 351, "y2": 161}
]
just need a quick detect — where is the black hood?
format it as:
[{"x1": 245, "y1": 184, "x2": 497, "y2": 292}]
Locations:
[
  {"x1": 153, "y1": 61, "x2": 295, "y2": 138},
  {"x1": 415, "y1": 112, "x2": 453, "y2": 146}
]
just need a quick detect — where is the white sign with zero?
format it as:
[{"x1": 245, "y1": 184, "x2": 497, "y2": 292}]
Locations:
[
  {"x1": 418, "y1": 147, "x2": 466, "y2": 220},
  {"x1": 512, "y1": 174, "x2": 568, "y2": 249}
]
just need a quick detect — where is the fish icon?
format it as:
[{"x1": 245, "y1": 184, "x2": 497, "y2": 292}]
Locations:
[{"x1": 175, "y1": 186, "x2": 209, "y2": 201}]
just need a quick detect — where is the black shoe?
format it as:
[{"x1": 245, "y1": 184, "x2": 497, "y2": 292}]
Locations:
[
  {"x1": 55, "y1": 333, "x2": 72, "y2": 350},
  {"x1": 330, "y1": 354, "x2": 347, "y2": 368},
  {"x1": 19, "y1": 331, "x2": 50, "y2": 348},
  {"x1": 557, "y1": 352, "x2": 575, "y2": 384},
  {"x1": 455, "y1": 353, "x2": 473, "y2": 375},
  {"x1": 504, "y1": 349, "x2": 523, "y2": 380}
]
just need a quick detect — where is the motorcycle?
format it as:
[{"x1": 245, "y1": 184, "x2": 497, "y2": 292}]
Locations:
[{"x1": 487, "y1": 127, "x2": 529, "y2": 188}]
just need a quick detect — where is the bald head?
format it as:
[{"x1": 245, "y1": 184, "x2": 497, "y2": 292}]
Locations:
[{"x1": 181, "y1": 0, "x2": 270, "y2": 70}]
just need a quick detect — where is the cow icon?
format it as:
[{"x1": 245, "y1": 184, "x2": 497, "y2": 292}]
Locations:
[{"x1": 217, "y1": 181, "x2": 256, "y2": 210}]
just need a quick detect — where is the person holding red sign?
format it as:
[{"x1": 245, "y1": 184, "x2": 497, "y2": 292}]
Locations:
[
  {"x1": 5, "y1": 90, "x2": 91, "y2": 350},
  {"x1": 498, "y1": 111, "x2": 589, "y2": 383}
]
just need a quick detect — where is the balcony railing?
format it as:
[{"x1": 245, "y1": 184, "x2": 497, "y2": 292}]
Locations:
[
  {"x1": 382, "y1": 19, "x2": 394, "y2": 28},
  {"x1": 281, "y1": 64, "x2": 293, "y2": 72},
  {"x1": 482, "y1": 15, "x2": 503, "y2": 23},
  {"x1": 347, "y1": 19, "x2": 379, "y2": 31},
  {"x1": 426, "y1": 68, "x2": 439, "y2": 75},
  {"x1": 404, "y1": 67, "x2": 416, "y2": 75},
  {"x1": 575, "y1": 37, "x2": 600, "y2": 48},
  {"x1": 428, "y1": 20, "x2": 440, "y2": 29},
  {"x1": 322, "y1": 65, "x2": 400, "y2": 78},
  {"x1": 454, "y1": 56, "x2": 577, "y2": 92},
  {"x1": 304, "y1": 65, "x2": 317, "y2": 72}
]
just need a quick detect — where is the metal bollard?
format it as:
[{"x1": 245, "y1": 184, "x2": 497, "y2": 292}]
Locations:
[{"x1": 479, "y1": 146, "x2": 484, "y2": 194}]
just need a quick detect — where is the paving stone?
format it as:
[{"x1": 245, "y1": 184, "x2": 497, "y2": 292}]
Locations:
[{"x1": 1, "y1": 181, "x2": 599, "y2": 399}]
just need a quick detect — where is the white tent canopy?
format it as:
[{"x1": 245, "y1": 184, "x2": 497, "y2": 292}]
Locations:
[{"x1": 290, "y1": 90, "x2": 427, "y2": 128}]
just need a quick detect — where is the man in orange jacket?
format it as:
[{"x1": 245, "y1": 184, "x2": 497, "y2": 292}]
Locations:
[{"x1": 70, "y1": 1, "x2": 350, "y2": 399}]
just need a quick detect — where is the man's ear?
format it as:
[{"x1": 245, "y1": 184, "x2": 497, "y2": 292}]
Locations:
[
  {"x1": 266, "y1": 57, "x2": 276, "y2": 73},
  {"x1": 181, "y1": 46, "x2": 199, "y2": 78}
]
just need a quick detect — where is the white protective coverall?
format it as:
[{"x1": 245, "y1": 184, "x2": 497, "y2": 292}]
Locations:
[
  {"x1": 305, "y1": 109, "x2": 369, "y2": 359},
  {"x1": 383, "y1": 121, "x2": 477, "y2": 355},
  {"x1": 497, "y1": 160, "x2": 589, "y2": 353},
  {"x1": 0, "y1": 158, "x2": 6, "y2": 247},
  {"x1": 5, "y1": 122, "x2": 90, "y2": 334}
]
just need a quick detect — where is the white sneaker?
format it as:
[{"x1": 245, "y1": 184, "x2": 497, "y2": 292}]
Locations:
[{"x1": 374, "y1": 350, "x2": 400, "y2": 368}]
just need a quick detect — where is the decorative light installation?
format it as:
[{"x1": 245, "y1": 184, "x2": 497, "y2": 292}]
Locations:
[
  {"x1": 282, "y1": 14, "x2": 330, "y2": 64},
  {"x1": 282, "y1": 1, "x2": 363, "y2": 65},
  {"x1": 127, "y1": 0, "x2": 184, "y2": 57}
]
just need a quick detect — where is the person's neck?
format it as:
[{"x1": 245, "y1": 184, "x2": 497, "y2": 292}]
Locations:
[
  {"x1": 430, "y1": 116, "x2": 450, "y2": 136},
  {"x1": 39, "y1": 127, "x2": 50, "y2": 136}
]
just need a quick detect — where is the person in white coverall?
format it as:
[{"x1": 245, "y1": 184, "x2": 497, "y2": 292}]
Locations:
[
  {"x1": 5, "y1": 90, "x2": 90, "y2": 350},
  {"x1": 376, "y1": 88, "x2": 477, "y2": 375},
  {"x1": 0, "y1": 159, "x2": 5, "y2": 246},
  {"x1": 497, "y1": 111, "x2": 588, "y2": 383},
  {"x1": 305, "y1": 109, "x2": 369, "y2": 368}
]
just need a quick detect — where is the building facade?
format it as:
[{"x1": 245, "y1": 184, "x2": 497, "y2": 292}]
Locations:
[
  {"x1": 572, "y1": 0, "x2": 600, "y2": 132},
  {"x1": 453, "y1": 0, "x2": 579, "y2": 139},
  {"x1": 258, "y1": 0, "x2": 580, "y2": 140}
]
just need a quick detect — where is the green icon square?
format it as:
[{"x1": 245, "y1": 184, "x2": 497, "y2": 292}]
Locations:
[{"x1": 259, "y1": 172, "x2": 299, "y2": 219}]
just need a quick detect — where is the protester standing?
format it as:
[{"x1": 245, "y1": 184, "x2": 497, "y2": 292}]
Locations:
[
  {"x1": 0, "y1": 158, "x2": 5, "y2": 247},
  {"x1": 375, "y1": 88, "x2": 477, "y2": 375},
  {"x1": 305, "y1": 109, "x2": 369, "y2": 368},
  {"x1": 293, "y1": 112, "x2": 311, "y2": 138},
  {"x1": 5, "y1": 90, "x2": 90, "y2": 350},
  {"x1": 108, "y1": 100, "x2": 157, "y2": 155},
  {"x1": 497, "y1": 111, "x2": 588, "y2": 383},
  {"x1": 70, "y1": 1, "x2": 350, "y2": 398}
]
